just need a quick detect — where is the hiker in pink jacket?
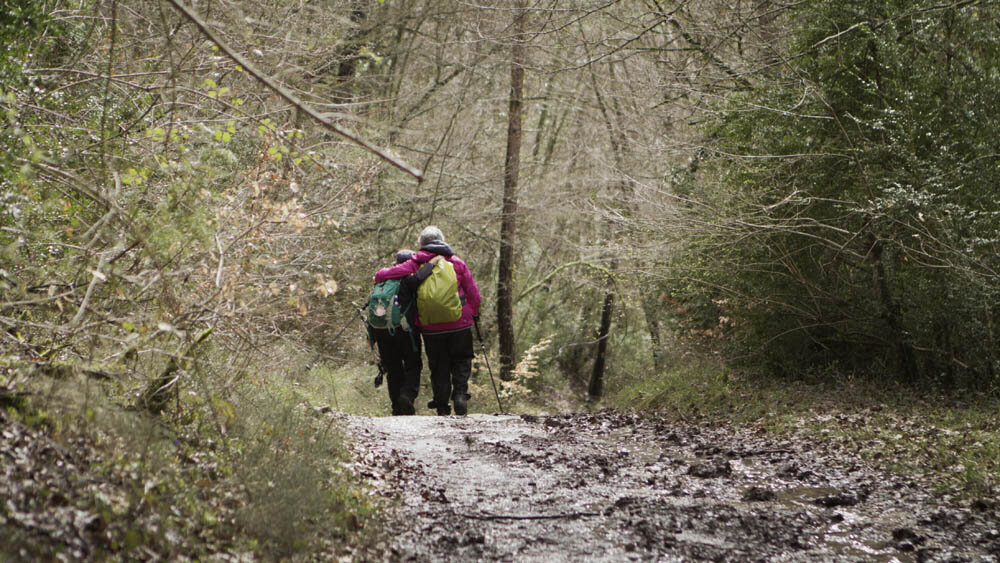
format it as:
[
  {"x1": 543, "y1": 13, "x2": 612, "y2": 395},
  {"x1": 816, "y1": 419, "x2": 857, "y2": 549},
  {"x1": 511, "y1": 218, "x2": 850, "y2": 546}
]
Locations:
[{"x1": 374, "y1": 226, "x2": 481, "y2": 415}]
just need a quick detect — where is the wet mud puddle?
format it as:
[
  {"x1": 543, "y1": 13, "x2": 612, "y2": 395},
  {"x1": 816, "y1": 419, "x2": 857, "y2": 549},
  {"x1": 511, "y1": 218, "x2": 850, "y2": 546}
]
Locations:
[{"x1": 343, "y1": 411, "x2": 1000, "y2": 561}]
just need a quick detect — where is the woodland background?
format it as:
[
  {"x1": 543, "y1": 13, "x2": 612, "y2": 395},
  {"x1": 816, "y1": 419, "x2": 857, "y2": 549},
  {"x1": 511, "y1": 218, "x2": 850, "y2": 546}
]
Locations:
[{"x1": 2, "y1": 0, "x2": 999, "y2": 558}]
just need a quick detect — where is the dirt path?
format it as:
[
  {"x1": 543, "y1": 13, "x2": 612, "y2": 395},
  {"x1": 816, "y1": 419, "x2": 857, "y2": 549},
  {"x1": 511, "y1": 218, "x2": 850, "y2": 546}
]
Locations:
[{"x1": 343, "y1": 411, "x2": 999, "y2": 561}]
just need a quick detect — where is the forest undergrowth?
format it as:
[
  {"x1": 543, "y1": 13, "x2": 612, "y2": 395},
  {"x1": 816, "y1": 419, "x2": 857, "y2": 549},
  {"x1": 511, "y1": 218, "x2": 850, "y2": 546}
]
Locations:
[{"x1": 0, "y1": 351, "x2": 382, "y2": 561}]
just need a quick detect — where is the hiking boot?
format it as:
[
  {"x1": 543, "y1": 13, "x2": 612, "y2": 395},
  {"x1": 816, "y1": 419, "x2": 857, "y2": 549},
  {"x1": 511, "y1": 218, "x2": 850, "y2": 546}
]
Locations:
[
  {"x1": 398, "y1": 395, "x2": 415, "y2": 416},
  {"x1": 453, "y1": 394, "x2": 468, "y2": 416},
  {"x1": 428, "y1": 400, "x2": 451, "y2": 416}
]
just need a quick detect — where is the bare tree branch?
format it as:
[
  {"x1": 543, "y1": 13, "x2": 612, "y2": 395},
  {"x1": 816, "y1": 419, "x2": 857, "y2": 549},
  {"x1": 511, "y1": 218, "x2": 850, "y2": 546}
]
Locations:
[{"x1": 164, "y1": 0, "x2": 424, "y2": 183}]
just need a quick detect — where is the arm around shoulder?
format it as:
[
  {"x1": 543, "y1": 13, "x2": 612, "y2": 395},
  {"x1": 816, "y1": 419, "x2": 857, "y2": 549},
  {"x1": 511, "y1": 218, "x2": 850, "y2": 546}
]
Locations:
[{"x1": 374, "y1": 260, "x2": 419, "y2": 283}]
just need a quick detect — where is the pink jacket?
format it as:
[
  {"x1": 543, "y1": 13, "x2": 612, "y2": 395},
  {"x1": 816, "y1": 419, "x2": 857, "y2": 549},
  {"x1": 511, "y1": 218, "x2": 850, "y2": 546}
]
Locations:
[{"x1": 374, "y1": 246, "x2": 481, "y2": 332}]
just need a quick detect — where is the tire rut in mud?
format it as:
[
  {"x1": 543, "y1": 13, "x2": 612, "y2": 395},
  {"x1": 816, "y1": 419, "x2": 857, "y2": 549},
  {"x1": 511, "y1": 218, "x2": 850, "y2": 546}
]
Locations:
[{"x1": 343, "y1": 411, "x2": 1000, "y2": 562}]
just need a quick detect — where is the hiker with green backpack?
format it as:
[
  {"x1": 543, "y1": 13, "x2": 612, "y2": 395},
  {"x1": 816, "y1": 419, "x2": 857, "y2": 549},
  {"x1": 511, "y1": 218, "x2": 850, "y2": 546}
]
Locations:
[
  {"x1": 373, "y1": 226, "x2": 481, "y2": 416},
  {"x1": 366, "y1": 249, "x2": 423, "y2": 415}
]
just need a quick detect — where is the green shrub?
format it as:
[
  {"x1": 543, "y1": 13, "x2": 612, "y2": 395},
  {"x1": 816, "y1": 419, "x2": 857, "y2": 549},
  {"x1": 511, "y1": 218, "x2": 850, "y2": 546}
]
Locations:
[{"x1": 679, "y1": 0, "x2": 1000, "y2": 385}]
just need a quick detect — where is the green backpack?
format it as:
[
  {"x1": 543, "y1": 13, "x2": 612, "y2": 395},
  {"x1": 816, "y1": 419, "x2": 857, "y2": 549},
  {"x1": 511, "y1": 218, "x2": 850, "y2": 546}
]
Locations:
[
  {"x1": 416, "y1": 256, "x2": 463, "y2": 325},
  {"x1": 367, "y1": 279, "x2": 409, "y2": 332}
]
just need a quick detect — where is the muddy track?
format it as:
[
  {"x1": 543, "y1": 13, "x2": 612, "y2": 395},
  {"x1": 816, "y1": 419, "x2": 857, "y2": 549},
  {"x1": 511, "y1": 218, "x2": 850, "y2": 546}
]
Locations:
[{"x1": 343, "y1": 411, "x2": 1000, "y2": 562}]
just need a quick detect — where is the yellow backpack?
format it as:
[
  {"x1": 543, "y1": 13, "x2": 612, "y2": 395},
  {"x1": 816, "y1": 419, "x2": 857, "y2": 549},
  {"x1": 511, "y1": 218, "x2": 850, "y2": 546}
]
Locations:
[{"x1": 416, "y1": 256, "x2": 463, "y2": 324}]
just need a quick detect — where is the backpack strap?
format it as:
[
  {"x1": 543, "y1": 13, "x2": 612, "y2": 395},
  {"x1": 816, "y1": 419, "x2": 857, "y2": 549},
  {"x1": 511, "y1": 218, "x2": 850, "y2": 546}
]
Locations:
[
  {"x1": 387, "y1": 294, "x2": 397, "y2": 336},
  {"x1": 415, "y1": 256, "x2": 439, "y2": 282}
]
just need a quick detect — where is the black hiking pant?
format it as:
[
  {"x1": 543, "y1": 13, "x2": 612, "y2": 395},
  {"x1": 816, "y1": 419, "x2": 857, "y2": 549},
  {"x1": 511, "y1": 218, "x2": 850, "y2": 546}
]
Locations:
[
  {"x1": 422, "y1": 327, "x2": 473, "y2": 415},
  {"x1": 372, "y1": 327, "x2": 422, "y2": 415}
]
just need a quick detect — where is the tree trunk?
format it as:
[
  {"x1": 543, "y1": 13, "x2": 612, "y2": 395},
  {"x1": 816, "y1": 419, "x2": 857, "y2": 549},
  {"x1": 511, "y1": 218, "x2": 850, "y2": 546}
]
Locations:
[
  {"x1": 589, "y1": 286, "x2": 615, "y2": 399},
  {"x1": 641, "y1": 291, "x2": 665, "y2": 371},
  {"x1": 497, "y1": 2, "x2": 527, "y2": 381},
  {"x1": 584, "y1": 54, "x2": 629, "y2": 398},
  {"x1": 986, "y1": 309, "x2": 996, "y2": 380},
  {"x1": 870, "y1": 238, "x2": 918, "y2": 381}
]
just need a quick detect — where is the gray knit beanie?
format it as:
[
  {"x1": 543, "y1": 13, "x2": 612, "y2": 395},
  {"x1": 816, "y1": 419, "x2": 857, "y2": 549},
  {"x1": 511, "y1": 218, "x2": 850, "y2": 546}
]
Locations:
[{"x1": 418, "y1": 226, "x2": 444, "y2": 247}]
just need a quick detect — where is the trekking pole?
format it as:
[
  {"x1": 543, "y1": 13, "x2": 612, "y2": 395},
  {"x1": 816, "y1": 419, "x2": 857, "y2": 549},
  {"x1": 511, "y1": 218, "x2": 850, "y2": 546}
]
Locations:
[
  {"x1": 353, "y1": 302, "x2": 385, "y2": 387},
  {"x1": 473, "y1": 317, "x2": 505, "y2": 414}
]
